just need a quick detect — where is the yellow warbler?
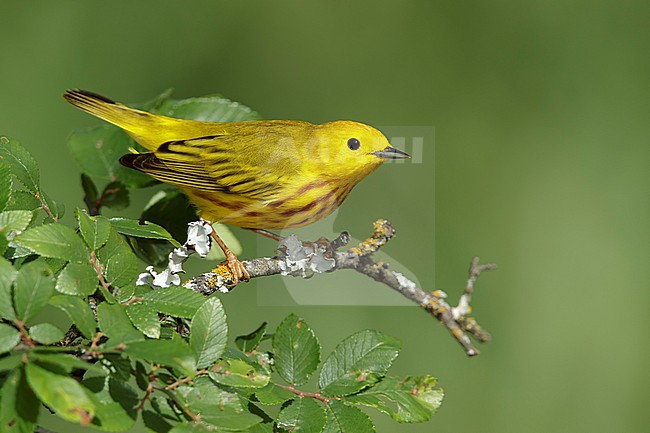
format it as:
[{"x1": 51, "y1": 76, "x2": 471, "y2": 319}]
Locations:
[{"x1": 64, "y1": 90, "x2": 409, "y2": 282}]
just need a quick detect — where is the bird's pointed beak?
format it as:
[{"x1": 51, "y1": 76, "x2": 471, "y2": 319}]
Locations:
[{"x1": 372, "y1": 146, "x2": 411, "y2": 159}]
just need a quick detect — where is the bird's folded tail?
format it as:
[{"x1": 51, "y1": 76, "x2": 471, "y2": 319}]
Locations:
[{"x1": 64, "y1": 89, "x2": 169, "y2": 151}]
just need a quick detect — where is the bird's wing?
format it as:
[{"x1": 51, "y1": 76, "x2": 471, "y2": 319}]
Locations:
[{"x1": 120, "y1": 132, "x2": 300, "y2": 201}]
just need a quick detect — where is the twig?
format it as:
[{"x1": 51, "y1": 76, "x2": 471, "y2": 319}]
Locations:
[
  {"x1": 34, "y1": 191, "x2": 58, "y2": 222},
  {"x1": 276, "y1": 384, "x2": 341, "y2": 403},
  {"x1": 89, "y1": 251, "x2": 112, "y2": 298},
  {"x1": 185, "y1": 220, "x2": 496, "y2": 356}
]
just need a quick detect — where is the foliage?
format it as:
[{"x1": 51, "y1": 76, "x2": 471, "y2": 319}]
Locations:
[{"x1": 0, "y1": 92, "x2": 443, "y2": 432}]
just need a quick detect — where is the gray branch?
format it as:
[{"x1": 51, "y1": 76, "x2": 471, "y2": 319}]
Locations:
[{"x1": 184, "y1": 219, "x2": 496, "y2": 356}]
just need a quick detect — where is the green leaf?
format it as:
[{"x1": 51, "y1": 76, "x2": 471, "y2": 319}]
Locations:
[
  {"x1": 100, "y1": 181, "x2": 130, "y2": 210},
  {"x1": 319, "y1": 330, "x2": 401, "y2": 397},
  {"x1": 255, "y1": 383, "x2": 295, "y2": 406},
  {"x1": 97, "y1": 302, "x2": 145, "y2": 344},
  {"x1": 0, "y1": 161, "x2": 12, "y2": 212},
  {"x1": 98, "y1": 228, "x2": 139, "y2": 287},
  {"x1": 276, "y1": 397, "x2": 326, "y2": 433},
  {"x1": 208, "y1": 358, "x2": 270, "y2": 388},
  {"x1": 0, "y1": 136, "x2": 40, "y2": 193},
  {"x1": 56, "y1": 261, "x2": 98, "y2": 296},
  {"x1": 0, "y1": 257, "x2": 17, "y2": 320},
  {"x1": 30, "y1": 353, "x2": 105, "y2": 375},
  {"x1": 0, "y1": 210, "x2": 33, "y2": 254},
  {"x1": 25, "y1": 362, "x2": 95, "y2": 424},
  {"x1": 13, "y1": 224, "x2": 88, "y2": 263},
  {"x1": 346, "y1": 376, "x2": 443, "y2": 423},
  {"x1": 67, "y1": 125, "x2": 155, "y2": 188},
  {"x1": 157, "y1": 95, "x2": 261, "y2": 123},
  {"x1": 28, "y1": 323, "x2": 65, "y2": 345},
  {"x1": 140, "y1": 287, "x2": 207, "y2": 318},
  {"x1": 125, "y1": 302, "x2": 161, "y2": 339},
  {"x1": 272, "y1": 314, "x2": 320, "y2": 386},
  {"x1": 49, "y1": 295, "x2": 97, "y2": 339},
  {"x1": 77, "y1": 209, "x2": 111, "y2": 251},
  {"x1": 0, "y1": 354, "x2": 22, "y2": 372},
  {"x1": 13, "y1": 261, "x2": 55, "y2": 323},
  {"x1": 0, "y1": 324, "x2": 20, "y2": 354},
  {"x1": 180, "y1": 379, "x2": 261, "y2": 431},
  {"x1": 190, "y1": 297, "x2": 228, "y2": 368},
  {"x1": 322, "y1": 401, "x2": 375, "y2": 433},
  {"x1": 107, "y1": 217, "x2": 180, "y2": 247},
  {"x1": 0, "y1": 368, "x2": 39, "y2": 432},
  {"x1": 235, "y1": 322, "x2": 269, "y2": 353},
  {"x1": 125, "y1": 338, "x2": 196, "y2": 377},
  {"x1": 6, "y1": 190, "x2": 40, "y2": 212},
  {"x1": 83, "y1": 376, "x2": 138, "y2": 431}
]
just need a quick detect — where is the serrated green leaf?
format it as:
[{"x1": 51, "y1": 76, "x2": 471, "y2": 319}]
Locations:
[
  {"x1": 97, "y1": 228, "x2": 139, "y2": 287},
  {"x1": 319, "y1": 330, "x2": 400, "y2": 397},
  {"x1": 56, "y1": 261, "x2": 98, "y2": 296},
  {"x1": 140, "y1": 287, "x2": 207, "y2": 318},
  {"x1": 0, "y1": 161, "x2": 12, "y2": 212},
  {"x1": 77, "y1": 209, "x2": 111, "y2": 251},
  {"x1": 126, "y1": 302, "x2": 161, "y2": 339},
  {"x1": 255, "y1": 383, "x2": 295, "y2": 406},
  {"x1": 13, "y1": 224, "x2": 88, "y2": 263},
  {"x1": 235, "y1": 322, "x2": 268, "y2": 353},
  {"x1": 346, "y1": 376, "x2": 443, "y2": 423},
  {"x1": 322, "y1": 401, "x2": 375, "y2": 433},
  {"x1": 180, "y1": 380, "x2": 261, "y2": 430},
  {"x1": 208, "y1": 358, "x2": 270, "y2": 389},
  {"x1": 190, "y1": 297, "x2": 227, "y2": 368},
  {"x1": 97, "y1": 302, "x2": 145, "y2": 344},
  {"x1": 67, "y1": 125, "x2": 156, "y2": 188},
  {"x1": 125, "y1": 338, "x2": 196, "y2": 377},
  {"x1": 0, "y1": 368, "x2": 39, "y2": 432},
  {"x1": 157, "y1": 95, "x2": 261, "y2": 123},
  {"x1": 107, "y1": 217, "x2": 180, "y2": 247},
  {"x1": 25, "y1": 362, "x2": 95, "y2": 424},
  {"x1": 142, "y1": 409, "x2": 174, "y2": 433},
  {"x1": 0, "y1": 324, "x2": 20, "y2": 354},
  {"x1": 0, "y1": 136, "x2": 40, "y2": 193},
  {"x1": 276, "y1": 397, "x2": 326, "y2": 433},
  {"x1": 6, "y1": 190, "x2": 40, "y2": 212},
  {"x1": 13, "y1": 261, "x2": 54, "y2": 323},
  {"x1": 28, "y1": 323, "x2": 65, "y2": 345},
  {"x1": 273, "y1": 314, "x2": 320, "y2": 386},
  {"x1": 49, "y1": 294, "x2": 97, "y2": 339},
  {"x1": 100, "y1": 181, "x2": 130, "y2": 210},
  {"x1": 0, "y1": 257, "x2": 17, "y2": 320}
]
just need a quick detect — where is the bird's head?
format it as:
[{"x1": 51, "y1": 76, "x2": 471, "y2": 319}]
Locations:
[{"x1": 306, "y1": 120, "x2": 410, "y2": 182}]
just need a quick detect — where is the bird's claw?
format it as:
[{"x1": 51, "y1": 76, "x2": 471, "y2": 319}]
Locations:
[{"x1": 223, "y1": 252, "x2": 250, "y2": 285}]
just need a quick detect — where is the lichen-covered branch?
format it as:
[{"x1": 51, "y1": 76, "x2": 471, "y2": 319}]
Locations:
[{"x1": 184, "y1": 219, "x2": 496, "y2": 357}]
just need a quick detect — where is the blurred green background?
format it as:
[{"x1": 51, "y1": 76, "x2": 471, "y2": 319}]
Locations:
[{"x1": 2, "y1": 1, "x2": 649, "y2": 432}]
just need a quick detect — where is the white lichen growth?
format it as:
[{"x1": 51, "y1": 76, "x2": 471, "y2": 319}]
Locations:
[
  {"x1": 137, "y1": 219, "x2": 214, "y2": 289},
  {"x1": 277, "y1": 235, "x2": 335, "y2": 278}
]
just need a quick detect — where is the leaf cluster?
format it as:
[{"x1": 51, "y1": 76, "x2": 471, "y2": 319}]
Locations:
[{"x1": 0, "y1": 92, "x2": 443, "y2": 432}]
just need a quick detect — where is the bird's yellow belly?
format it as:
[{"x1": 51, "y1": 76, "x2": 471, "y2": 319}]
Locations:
[{"x1": 183, "y1": 180, "x2": 352, "y2": 230}]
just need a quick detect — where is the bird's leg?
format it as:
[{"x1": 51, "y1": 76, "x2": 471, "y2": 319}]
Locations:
[
  {"x1": 210, "y1": 230, "x2": 250, "y2": 284},
  {"x1": 246, "y1": 228, "x2": 284, "y2": 242}
]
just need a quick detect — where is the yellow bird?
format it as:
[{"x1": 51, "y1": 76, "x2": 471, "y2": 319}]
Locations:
[{"x1": 64, "y1": 90, "x2": 409, "y2": 283}]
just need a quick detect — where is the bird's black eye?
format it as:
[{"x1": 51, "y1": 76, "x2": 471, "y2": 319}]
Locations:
[{"x1": 347, "y1": 138, "x2": 360, "y2": 150}]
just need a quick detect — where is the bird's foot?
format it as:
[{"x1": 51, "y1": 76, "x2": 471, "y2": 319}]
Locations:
[{"x1": 222, "y1": 251, "x2": 250, "y2": 286}]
